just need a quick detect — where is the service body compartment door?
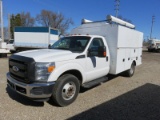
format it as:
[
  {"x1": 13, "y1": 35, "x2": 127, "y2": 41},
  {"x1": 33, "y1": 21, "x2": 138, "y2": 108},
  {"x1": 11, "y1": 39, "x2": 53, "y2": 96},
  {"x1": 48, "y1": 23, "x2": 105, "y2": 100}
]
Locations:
[
  {"x1": 115, "y1": 49, "x2": 126, "y2": 74},
  {"x1": 125, "y1": 49, "x2": 132, "y2": 70}
]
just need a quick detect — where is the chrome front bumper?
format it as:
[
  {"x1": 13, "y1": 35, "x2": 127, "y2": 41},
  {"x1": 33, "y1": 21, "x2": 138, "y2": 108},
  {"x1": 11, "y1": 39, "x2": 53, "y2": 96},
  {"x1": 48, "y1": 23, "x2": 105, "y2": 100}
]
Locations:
[{"x1": 7, "y1": 73, "x2": 55, "y2": 99}]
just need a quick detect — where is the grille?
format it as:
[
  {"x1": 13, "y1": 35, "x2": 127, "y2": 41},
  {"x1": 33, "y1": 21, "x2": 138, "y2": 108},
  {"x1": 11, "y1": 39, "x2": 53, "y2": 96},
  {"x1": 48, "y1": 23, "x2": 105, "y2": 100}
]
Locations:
[{"x1": 9, "y1": 58, "x2": 30, "y2": 83}]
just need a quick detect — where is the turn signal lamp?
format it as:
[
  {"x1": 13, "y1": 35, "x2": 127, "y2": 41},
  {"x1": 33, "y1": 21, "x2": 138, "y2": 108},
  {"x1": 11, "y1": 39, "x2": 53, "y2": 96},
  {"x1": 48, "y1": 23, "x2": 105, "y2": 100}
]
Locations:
[{"x1": 48, "y1": 66, "x2": 55, "y2": 73}]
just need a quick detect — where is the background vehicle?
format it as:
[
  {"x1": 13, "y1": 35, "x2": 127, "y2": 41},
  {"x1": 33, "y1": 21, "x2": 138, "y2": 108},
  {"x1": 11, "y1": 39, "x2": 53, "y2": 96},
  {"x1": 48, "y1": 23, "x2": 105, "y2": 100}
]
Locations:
[
  {"x1": 7, "y1": 39, "x2": 16, "y2": 53},
  {"x1": 148, "y1": 39, "x2": 160, "y2": 52},
  {"x1": 0, "y1": 41, "x2": 10, "y2": 57},
  {"x1": 7, "y1": 15, "x2": 143, "y2": 106},
  {"x1": 14, "y1": 27, "x2": 59, "y2": 52}
]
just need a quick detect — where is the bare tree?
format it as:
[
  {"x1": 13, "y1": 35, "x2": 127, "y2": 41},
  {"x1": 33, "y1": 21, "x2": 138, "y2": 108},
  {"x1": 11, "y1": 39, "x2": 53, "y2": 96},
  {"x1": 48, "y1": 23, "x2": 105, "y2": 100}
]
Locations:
[
  {"x1": 36, "y1": 10, "x2": 73, "y2": 34},
  {"x1": 21, "y1": 12, "x2": 35, "y2": 27}
]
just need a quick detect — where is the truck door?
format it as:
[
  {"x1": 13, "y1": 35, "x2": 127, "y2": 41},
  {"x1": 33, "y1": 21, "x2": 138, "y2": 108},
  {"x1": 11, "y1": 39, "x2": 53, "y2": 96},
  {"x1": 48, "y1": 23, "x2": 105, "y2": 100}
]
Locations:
[{"x1": 86, "y1": 38, "x2": 109, "y2": 82}]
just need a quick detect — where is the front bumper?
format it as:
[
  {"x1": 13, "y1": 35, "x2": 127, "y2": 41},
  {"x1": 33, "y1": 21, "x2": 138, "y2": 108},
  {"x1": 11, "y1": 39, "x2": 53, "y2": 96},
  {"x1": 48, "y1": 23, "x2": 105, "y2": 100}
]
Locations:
[{"x1": 7, "y1": 72, "x2": 55, "y2": 99}]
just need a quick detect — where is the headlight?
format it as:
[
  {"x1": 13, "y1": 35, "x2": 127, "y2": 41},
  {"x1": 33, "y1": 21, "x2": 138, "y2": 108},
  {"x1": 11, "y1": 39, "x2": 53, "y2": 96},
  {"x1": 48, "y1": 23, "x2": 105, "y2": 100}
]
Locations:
[{"x1": 35, "y1": 62, "x2": 55, "y2": 81}]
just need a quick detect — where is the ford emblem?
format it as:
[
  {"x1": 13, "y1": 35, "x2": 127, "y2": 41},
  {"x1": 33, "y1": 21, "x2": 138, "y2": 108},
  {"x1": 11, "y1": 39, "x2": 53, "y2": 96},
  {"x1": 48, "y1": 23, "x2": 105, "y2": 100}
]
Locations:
[{"x1": 12, "y1": 66, "x2": 19, "y2": 72}]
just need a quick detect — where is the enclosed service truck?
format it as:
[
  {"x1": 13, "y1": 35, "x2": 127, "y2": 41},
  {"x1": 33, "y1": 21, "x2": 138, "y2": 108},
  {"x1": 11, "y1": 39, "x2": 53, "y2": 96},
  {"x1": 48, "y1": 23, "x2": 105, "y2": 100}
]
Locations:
[
  {"x1": 14, "y1": 27, "x2": 59, "y2": 52},
  {"x1": 148, "y1": 39, "x2": 160, "y2": 52},
  {"x1": 7, "y1": 15, "x2": 143, "y2": 106}
]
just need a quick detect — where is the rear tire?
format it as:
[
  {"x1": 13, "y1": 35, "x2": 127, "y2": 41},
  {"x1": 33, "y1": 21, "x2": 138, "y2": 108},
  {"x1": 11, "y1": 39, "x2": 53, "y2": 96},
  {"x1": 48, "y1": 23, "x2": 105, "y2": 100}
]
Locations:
[
  {"x1": 52, "y1": 74, "x2": 80, "y2": 107},
  {"x1": 157, "y1": 49, "x2": 160, "y2": 53},
  {"x1": 148, "y1": 49, "x2": 151, "y2": 52},
  {"x1": 125, "y1": 62, "x2": 135, "y2": 77}
]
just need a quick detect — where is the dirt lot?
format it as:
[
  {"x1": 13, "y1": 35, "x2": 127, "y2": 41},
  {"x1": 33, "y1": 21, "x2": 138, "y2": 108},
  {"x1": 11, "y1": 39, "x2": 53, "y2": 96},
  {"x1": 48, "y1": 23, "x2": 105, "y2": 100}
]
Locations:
[{"x1": 0, "y1": 50, "x2": 160, "y2": 120}]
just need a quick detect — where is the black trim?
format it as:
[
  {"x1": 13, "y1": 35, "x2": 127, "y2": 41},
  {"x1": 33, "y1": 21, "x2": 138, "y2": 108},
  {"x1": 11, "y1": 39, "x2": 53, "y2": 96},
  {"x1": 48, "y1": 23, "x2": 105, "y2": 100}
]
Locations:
[
  {"x1": 76, "y1": 55, "x2": 85, "y2": 59},
  {"x1": 82, "y1": 76, "x2": 108, "y2": 88},
  {"x1": 30, "y1": 83, "x2": 54, "y2": 95},
  {"x1": 9, "y1": 55, "x2": 35, "y2": 83},
  {"x1": 15, "y1": 27, "x2": 49, "y2": 33}
]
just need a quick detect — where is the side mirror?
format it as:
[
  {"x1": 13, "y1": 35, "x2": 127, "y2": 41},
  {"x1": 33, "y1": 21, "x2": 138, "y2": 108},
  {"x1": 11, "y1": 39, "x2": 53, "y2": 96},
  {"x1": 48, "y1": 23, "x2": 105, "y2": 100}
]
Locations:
[{"x1": 98, "y1": 46, "x2": 106, "y2": 57}]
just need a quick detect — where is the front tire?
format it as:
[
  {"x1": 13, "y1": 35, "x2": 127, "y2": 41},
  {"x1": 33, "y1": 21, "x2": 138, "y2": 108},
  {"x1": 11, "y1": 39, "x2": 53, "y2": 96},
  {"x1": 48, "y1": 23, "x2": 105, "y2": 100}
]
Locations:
[
  {"x1": 52, "y1": 74, "x2": 80, "y2": 107},
  {"x1": 125, "y1": 62, "x2": 136, "y2": 77}
]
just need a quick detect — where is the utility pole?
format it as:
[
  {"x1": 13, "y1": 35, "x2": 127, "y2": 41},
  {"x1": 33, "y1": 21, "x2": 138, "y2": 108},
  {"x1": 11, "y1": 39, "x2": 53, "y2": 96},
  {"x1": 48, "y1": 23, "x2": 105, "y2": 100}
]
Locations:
[
  {"x1": 150, "y1": 15, "x2": 155, "y2": 39},
  {"x1": 115, "y1": 0, "x2": 120, "y2": 17},
  {"x1": 8, "y1": 14, "x2": 10, "y2": 40},
  {"x1": 0, "y1": 0, "x2": 4, "y2": 42}
]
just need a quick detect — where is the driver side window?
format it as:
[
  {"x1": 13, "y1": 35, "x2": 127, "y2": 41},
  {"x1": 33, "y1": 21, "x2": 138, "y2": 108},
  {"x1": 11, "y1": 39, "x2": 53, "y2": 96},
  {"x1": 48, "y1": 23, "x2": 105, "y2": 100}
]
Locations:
[{"x1": 88, "y1": 38, "x2": 104, "y2": 56}]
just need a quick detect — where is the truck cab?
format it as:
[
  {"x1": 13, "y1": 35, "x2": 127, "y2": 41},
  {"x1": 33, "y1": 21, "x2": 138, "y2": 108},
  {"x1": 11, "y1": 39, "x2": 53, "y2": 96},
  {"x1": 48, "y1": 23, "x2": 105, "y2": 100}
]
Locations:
[{"x1": 7, "y1": 15, "x2": 143, "y2": 106}]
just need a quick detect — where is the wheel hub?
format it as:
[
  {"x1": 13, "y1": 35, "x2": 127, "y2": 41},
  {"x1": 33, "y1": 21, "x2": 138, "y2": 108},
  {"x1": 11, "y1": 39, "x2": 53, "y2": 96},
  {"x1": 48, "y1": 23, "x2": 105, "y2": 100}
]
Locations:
[{"x1": 62, "y1": 82, "x2": 76, "y2": 100}]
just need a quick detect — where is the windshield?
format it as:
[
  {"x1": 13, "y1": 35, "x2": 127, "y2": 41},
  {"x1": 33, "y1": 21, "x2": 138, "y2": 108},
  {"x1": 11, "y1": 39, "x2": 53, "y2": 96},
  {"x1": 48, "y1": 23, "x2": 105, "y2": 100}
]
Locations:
[{"x1": 50, "y1": 36, "x2": 90, "y2": 52}]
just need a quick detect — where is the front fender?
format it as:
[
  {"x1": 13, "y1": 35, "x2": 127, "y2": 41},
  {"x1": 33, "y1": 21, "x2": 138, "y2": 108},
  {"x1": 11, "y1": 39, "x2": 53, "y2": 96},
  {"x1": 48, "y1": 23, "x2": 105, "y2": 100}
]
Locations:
[{"x1": 48, "y1": 62, "x2": 85, "y2": 82}]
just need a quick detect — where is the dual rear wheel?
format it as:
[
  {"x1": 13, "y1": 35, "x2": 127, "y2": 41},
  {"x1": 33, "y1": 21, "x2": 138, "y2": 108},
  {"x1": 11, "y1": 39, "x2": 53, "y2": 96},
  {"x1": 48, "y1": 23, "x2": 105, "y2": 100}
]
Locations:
[{"x1": 125, "y1": 62, "x2": 136, "y2": 77}]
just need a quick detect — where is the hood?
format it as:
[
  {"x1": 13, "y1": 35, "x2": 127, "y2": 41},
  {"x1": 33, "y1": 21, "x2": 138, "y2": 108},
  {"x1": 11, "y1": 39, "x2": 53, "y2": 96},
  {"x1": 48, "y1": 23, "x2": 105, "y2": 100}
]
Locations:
[{"x1": 15, "y1": 49, "x2": 79, "y2": 62}]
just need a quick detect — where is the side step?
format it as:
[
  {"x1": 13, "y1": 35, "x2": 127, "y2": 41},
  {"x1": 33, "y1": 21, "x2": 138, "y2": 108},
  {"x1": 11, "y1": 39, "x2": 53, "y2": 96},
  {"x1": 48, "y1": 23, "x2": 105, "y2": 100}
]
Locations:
[{"x1": 82, "y1": 76, "x2": 108, "y2": 88}]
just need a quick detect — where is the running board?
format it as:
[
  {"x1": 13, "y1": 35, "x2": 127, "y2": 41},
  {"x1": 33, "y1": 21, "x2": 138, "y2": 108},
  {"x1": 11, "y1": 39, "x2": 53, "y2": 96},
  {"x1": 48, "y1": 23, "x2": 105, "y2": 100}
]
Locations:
[{"x1": 82, "y1": 76, "x2": 108, "y2": 88}]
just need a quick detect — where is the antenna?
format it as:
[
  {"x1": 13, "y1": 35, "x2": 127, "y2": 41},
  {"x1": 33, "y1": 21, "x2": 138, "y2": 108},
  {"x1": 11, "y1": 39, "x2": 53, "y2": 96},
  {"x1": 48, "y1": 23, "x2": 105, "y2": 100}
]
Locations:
[
  {"x1": 150, "y1": 15, "x2": 155, "y2": 39},
  {"x1": 115, "y1": 0, "x2": 120, "y2": 17}
]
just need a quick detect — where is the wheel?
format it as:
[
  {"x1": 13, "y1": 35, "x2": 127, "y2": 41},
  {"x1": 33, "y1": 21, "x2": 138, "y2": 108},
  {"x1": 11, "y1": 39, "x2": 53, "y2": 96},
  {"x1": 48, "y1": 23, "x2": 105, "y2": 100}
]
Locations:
[
  {"x1": 0, "y1": 53, "x2": 7, "y2": 58},
  {"x1": 148, "y1": 49, "x2": 151, "y2": 52},
  {"x1": 10, "y1": 50, "x2": 15, "y2": 54},
  {"x1": 157, "y1": 49, "x2": 160, "y2": 53},
  {"x1": 16, "y1": 49, "x2": 20, "y2": 53},
  {"x1": 52, "y1": 74, "x2": 80, "y2": 107},
  {"x1": 125, "y1": 62, "x2": 136, "y2": 77}
]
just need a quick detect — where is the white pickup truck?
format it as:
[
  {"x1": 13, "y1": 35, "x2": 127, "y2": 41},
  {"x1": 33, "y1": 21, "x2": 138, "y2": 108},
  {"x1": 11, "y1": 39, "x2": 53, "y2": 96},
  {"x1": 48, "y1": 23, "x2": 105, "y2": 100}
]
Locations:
[{"x1": 7, "y1": 15, "x2": 143, "y2": 106}]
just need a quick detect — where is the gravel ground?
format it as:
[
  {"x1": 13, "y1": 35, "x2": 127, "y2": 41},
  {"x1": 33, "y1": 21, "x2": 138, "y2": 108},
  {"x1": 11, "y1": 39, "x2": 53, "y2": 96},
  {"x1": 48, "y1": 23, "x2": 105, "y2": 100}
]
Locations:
[{"x1": 0, "y1": 50, "x2": 160, "y2": 120}]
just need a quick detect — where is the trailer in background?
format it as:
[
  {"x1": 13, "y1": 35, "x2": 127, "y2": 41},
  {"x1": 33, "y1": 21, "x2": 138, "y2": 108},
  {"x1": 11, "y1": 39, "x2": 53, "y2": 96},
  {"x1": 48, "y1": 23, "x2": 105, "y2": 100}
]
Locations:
[{"x1": 14, "y1": 27, "x2": 59, "y2": 52}]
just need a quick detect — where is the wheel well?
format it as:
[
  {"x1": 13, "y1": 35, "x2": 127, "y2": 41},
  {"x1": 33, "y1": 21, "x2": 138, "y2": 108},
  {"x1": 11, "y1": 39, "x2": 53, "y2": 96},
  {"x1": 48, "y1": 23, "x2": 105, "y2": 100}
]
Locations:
[{"x1": 59, "y1": 70, "x2": 83, "y2": 84}]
